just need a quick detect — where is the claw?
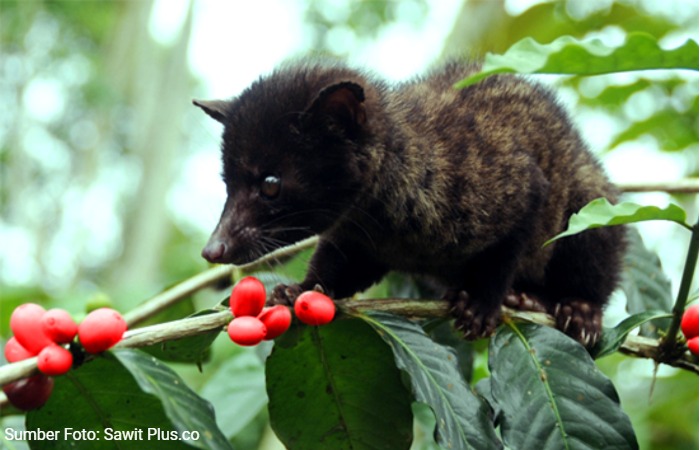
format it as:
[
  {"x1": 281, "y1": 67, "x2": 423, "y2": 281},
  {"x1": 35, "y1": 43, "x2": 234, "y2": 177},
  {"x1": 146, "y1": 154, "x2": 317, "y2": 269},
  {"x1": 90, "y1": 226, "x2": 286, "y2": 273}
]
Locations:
[
  {"x1": 563, "y1": 315, "x2": 572, "y2": 332},
  {"x1": 551, "y1": 298, "x2": 603, "y2": 347},
  {"x1": 581, "y1": 331, "x2": 590, "y2": 346}
]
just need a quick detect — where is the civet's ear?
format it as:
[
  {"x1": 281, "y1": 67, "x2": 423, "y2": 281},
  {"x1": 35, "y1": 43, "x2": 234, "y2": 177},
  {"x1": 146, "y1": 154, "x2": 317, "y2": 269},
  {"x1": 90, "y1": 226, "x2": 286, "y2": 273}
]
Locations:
[
  {"x1": 306, "y1": 81, "x2": 366, "y2": 131},
  {"x1": 192, "y1": 99, "x2": 230, "y2": 124}
]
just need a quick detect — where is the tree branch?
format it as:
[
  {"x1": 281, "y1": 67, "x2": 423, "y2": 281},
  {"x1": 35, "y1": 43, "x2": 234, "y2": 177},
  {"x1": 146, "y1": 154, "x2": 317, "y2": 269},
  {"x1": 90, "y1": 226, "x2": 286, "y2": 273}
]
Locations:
[
  {"x1": 2, "y1": 297, "x2": 697, "y2": 391},
  {"x1": 618, "y1": 179, "x2": 699, "y2": 194},
  {"x1": 339, "y1": 299, "x2": 698, "y2": 372},
  {"x1": 123, "y1": 236, "x2": 318, "y2": 327}
]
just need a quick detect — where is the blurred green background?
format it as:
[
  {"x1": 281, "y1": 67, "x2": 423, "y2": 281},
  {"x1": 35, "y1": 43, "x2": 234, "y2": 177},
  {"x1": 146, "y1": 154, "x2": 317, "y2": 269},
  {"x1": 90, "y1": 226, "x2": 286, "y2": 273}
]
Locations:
[{"x1": 0, "y1": 1, "x2": 697, "y2": 449}]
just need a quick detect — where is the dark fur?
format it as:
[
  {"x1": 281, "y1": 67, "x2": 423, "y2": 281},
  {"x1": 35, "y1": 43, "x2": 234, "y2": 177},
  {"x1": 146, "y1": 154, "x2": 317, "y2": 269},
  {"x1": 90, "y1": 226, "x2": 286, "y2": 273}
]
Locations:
[{"x1": 196, "y1": 61, "x2": 625, "y2": 345}]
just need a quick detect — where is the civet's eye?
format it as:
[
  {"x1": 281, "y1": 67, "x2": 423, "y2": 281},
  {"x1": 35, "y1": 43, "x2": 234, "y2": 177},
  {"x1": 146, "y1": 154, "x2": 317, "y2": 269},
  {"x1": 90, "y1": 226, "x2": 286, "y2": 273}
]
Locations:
[{"x1": 260, "y1": 174, "x2": 281, "y2": 199}]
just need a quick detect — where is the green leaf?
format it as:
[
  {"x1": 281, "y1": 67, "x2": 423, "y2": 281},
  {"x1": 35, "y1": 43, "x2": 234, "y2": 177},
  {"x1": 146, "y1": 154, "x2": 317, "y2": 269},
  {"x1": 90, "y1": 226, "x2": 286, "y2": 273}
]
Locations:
[
  {"x1": 266, "y1": 318, "x2": 414, "y2": 450},
  {"x1": 113, "y1": 349, "x2": 232, "y2": 450},
  {"x1": 26, "y1": 353, "x2": 207, "y2": 450},
  {"x1": 426, "y1": 319, "x2": 475, "y2": 383},
  {"x1": 593, "y1": 310, "x2": 672, "y2": 358},
  {"x1": 489, "y1": 323, "x2": 638, "y2": 450},
  {"x1": 455, "y1": 33, "x2": 699, "y2": 89},
  {"x1": 544, "y1": 198, "x2": 690, "y2": 245},
  {"x1": 199, "y1": 350, "x2": 267, "y2": 439},
  {"x1": 362, "y1": 312, "x2": 501, "y2": 450},
  {"x1": 620, "y1": 229, "x2": 674, "y2": 336}
]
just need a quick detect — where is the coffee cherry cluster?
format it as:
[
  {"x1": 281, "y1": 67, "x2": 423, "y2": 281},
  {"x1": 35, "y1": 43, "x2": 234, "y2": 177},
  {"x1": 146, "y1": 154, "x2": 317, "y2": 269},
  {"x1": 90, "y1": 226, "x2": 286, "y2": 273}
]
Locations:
[
  {"x1": 3, "y1": 303, "x2": 126, "y2": 411},
  {"x1": 681, "y1": 304, "x2": 699, "y2": 355},
  {"x1": 227, "y1": 277, "x2": 336, "y2": 346}
]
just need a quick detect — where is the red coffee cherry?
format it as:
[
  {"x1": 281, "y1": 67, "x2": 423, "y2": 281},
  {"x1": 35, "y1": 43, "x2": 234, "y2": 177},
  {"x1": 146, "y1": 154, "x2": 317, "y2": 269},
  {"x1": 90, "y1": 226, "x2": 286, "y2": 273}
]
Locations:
[
  {"x1": 294, "y1": 291, "x2": 336, "y2": 326},
  {"x1": 230, "y1": 276, "x2": 267, "y2": 317},
  {"x1": 37, "y1": 344, "x2": 73, "y2": 376},
  {"x1": 10, "y1": 303, "x2": 53, "y2": 355},
  {"x1": 258, "y1": 306, "x2": 292, "y2": 340},
  {"x1": 227, "y1": 316, "x2": 267, "y2": 346},
  {"x1": 681, "y1": 304, "x2": 699, "y2": 340},
  {"x1": 2, "y1": 374, "x2": 54, "y2": 411},
  {"x1": 687, "y1": 336, "x2": 699, "y2": 355},
  {"x1": 78, "y1": 308, "x2": 127, "y2": 354},
  {"x1": 41, "y1": 308, "x2": 78, "y2": 344},
  {"x1": 4, "y1": 337, "x2": 35, "y2": 363}
]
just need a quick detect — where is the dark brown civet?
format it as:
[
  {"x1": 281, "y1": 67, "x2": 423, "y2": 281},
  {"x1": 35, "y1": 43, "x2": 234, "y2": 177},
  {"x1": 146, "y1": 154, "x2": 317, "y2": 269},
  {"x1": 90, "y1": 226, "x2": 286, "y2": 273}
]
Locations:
[{"x1": 195, "y1": 61, "x2": 625, "y2": 346}]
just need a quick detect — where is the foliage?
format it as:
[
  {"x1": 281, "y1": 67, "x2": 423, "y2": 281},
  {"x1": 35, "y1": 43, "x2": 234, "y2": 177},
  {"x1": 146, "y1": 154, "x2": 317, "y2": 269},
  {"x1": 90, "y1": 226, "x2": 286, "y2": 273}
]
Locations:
[
  {"x1": 25, "y1": 350, "x2": 230, "y2": 450},
  {"x1": 488, "y1": 323, "x2": 637, "y2": 450},
  {"x1": 544, "y1": 198, "x2": 692, "y2": 245},
  {"x1": 455, "y1": 32, "x2": 698, "y2": 88},
  {"x1": 363, "y1": 312, "x2": 499, "y2": 449},
  {"x1": 1, "y1": 1, "x2": 698, "y2": 450},
  {"x1": 266, "y1": 318, "x2": 413, "y2": 450}
]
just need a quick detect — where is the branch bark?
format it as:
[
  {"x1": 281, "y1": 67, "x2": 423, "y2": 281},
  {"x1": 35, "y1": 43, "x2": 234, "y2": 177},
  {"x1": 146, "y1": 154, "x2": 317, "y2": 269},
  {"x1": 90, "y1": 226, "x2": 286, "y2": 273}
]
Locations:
[
  {"x1": 618, "y1": 179, "x2": 699, "y2": 194},
  {"x1": 123, "y1": 236, "x2": 318, "y2": 327},
  {"x1": 1, "y1": 297, "x2": 697, "y2": 390}
]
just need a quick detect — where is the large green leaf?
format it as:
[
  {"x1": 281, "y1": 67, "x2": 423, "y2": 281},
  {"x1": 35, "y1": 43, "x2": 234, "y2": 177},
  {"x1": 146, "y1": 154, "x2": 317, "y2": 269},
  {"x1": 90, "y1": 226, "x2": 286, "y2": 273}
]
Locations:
[
  {"x1": 426, "y1": 319, "x2": 475, "y2": 383},
  {"x1": 362, "y1": 312, "x2": 501, "y2": 450},
  {"x1": 266, "y1": 318, "x2": 413, "y2": 450},
  {"x1": 199, "y1": 350, "x2": 267, "y2": 439},
  {"x1": 545, "y1": 198, "x2": 691, "y2": 245},
  {"x1": 113, "y1": 349, "x2": 232, "y2": 450},
  {"x1": 620, "y1": 229, "x2": 674, "y2": 336},
  {"x1": 455, "y1": 33, "x2": 699, "y2": 88},
  {"x1": 489, "y1": 323, "x2": 638, "y2": 450},
  {"x1": 25, "y1": 352, "x2": 223, "y2": 450}
]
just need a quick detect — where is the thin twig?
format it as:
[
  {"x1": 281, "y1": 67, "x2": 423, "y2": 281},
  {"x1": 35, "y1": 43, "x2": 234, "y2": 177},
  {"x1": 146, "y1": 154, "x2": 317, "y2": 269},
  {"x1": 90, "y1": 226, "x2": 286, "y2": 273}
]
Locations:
[
  {"x1": 123, "y1": 266, "x2": 233, "y2": 327},
  {"x1": 123, "y1": 236, "x2": 318, "y2": 327}
]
